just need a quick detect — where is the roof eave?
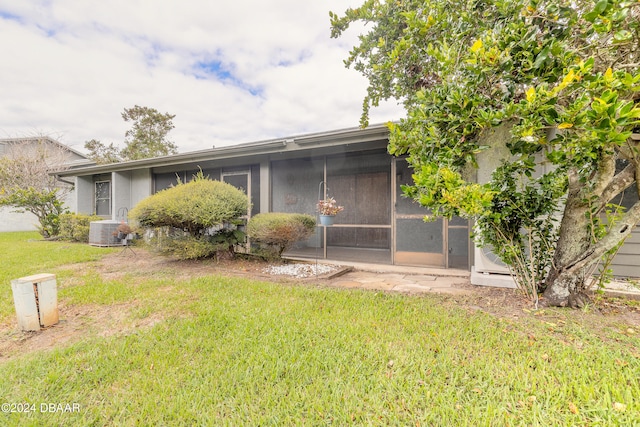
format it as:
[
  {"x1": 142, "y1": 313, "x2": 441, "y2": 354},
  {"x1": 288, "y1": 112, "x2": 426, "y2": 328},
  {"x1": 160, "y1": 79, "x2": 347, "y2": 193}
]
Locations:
[{"x1": 53, "y1": 123, "x2": 391, "y2": 177}]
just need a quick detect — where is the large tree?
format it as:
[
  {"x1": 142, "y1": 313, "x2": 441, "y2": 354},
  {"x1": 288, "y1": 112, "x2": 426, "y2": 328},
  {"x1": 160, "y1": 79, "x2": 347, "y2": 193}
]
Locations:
[
  {"x1": 0, "y1": 139, "x2": 71, "y2": 237},
  {"x1": 331, "y1": 0, "x2": 640, "y2": 307},
  {"x1": 83, "y1": 139, "x2": 121, "y2": 165},
  {"x1": 85, "y1": 105, "x2": 178, "y2": 164}
]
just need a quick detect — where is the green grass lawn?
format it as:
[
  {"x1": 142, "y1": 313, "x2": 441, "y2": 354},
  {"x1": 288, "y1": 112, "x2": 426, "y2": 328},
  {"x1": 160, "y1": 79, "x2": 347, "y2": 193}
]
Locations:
[
  {"x1": 1, "y1": 232, "x2": 639, "y2": 425},
  {"x1": 0, "y1": 232, "x2": 118, "y2": 323}
]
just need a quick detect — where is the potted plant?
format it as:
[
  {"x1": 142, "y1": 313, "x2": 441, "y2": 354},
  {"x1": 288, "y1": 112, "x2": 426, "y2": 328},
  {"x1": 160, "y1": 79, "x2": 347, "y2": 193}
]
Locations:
[
  {"x1": 316, "y1": 197, "x2": 344, "y2": 226},
  {"x1": 114, "y1": 222, "x2": 133, "y2": 240}
]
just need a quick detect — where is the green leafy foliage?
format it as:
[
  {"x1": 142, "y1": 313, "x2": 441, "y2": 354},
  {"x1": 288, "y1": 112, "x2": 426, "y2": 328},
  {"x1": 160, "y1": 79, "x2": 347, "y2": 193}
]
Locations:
[
  {"x1": 130, "y1": 173, "x2": 249, "y2": 260},
  {"x1": 247, "y1": 213, "x2": 316, "y2": 259},
  {"x1": 0, "y1": 140, "x2": 72, "y2": 238},
  {"x1": 83, "y1": 139, "x2": 121, "y2": 165},
  {"x1": 0, "y1": 187, "x2": 67, "y2": 238},
  {"x1": 120, "y1": 105, "x2": 178, "y2": 161},
  {"x1": 147, "y1": 230, "x2": 244, "y2": 261},
  {"x1": 59, "y1": 213, "x2": 103, "y2": 243},
  {"x1": 476, "y1": 164, "x2": 567, "y2": 302},
  {"x1": 332, "y1": 0, "x2": 640, "y2": 305},
  {"x1": 84, "y1": 105, "x2": 178, "y2": 164},
  {"x1": 130, "y1": 174, "x2": 248, "y2": 232}
]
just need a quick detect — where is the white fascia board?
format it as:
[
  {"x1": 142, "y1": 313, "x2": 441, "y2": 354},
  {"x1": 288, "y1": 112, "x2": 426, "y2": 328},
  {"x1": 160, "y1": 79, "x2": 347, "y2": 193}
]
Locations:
[{"x1": 53, "y1": 123, "x2": 392, "y2": 178}]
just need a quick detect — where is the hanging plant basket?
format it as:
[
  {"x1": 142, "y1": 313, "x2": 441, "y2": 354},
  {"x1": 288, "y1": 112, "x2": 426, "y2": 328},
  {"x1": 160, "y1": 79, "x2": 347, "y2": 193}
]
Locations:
[
  {"x1": 316, "y1": 197, "x2": 343, "y2": 227},
  {"x1": 319, "y1": 214, "x2": 336, "y2": 226}
]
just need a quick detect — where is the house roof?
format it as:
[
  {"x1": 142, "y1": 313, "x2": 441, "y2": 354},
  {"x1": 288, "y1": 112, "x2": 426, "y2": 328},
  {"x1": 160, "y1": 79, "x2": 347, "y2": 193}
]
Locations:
[
  {"x1": 1, "y1": 136, "x2": 95, "y2": 170},
  {"x1": 54, "y1": 123, "x2": 391, "y2": 177},
  {"x1": 0, "y1": 136, "x2": 88, "y2": 160}
]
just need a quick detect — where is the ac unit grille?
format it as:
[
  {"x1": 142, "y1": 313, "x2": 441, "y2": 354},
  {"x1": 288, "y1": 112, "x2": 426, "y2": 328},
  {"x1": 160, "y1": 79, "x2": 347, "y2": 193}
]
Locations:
[
  {"x1": 474, "y1": 245, "x2": 510, "y2": 274},
  {"x1": 89, "y1": 220, "x2": 121, "y2": 247}
]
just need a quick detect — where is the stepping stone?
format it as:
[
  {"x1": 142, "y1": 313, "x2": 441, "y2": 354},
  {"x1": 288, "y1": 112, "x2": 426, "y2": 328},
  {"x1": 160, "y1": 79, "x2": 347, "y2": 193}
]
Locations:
[
  {"x1": 356, "y1": 276, "x2": 390, "y2": 284},
  {"x1": 412, "y1": 275, "x2": 438, "y2": 283},
  {"x1": 392, "y1": 284, "x2": 432, "y2": 293},
  {"x1": 428, "y1": 287, "x2": 472, "y2": 295},
  {"x1": 431, "y1": 277, "x2": 469, "y2": 286},
  {"x1": 362, "y1": 282, "x2": 395, "y2": 291},
  {"x1": 333, "y1": 281, "x2": 362, "y2": 288}
]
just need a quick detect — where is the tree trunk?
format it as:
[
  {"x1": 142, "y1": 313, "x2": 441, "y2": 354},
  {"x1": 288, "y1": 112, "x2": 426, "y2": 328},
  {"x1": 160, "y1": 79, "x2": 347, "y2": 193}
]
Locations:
[
  {"x1": 543, "y1": 170, "x2": 640, "y2": 307},
  {"x1": 542, "y1": 170, "x2": 592, "y2": 306},
  {"x1": 543, "y1": 270, "x2": 592, "y2": 308}
]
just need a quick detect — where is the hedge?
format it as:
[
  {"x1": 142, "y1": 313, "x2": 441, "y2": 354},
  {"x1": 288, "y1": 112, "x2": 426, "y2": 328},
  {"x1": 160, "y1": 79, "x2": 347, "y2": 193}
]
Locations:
[
  {"x1": 59, "y1": 213, "x2": 103, "y2": 243},
  {"x1": 247, "y1": 212, "x2": 316, "y2": 259},
  {"x1": 130, "y1": 174, "x2": 249, "y2": 259}
]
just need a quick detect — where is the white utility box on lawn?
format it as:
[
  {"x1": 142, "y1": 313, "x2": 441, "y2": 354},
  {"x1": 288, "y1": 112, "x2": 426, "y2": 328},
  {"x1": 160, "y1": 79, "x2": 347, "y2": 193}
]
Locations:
[{"x1": 11, "y1": 273, "x2": 59, "y2": 331}]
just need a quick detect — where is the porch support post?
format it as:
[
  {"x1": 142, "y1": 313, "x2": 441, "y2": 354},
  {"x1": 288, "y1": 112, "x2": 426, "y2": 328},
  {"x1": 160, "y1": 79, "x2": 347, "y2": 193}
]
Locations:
[{"x1": 259, "y1": 161, "x2": 270, "y2": 214}]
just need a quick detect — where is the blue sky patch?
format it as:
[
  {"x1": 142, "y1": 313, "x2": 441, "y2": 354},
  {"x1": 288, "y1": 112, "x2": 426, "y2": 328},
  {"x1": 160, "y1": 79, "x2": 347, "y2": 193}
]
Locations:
[
  {"x1": 0, "y1": 10, "x2": 23, "y2": 23},
  {"x1": 275, "y1": 49, "x2": 312, "y2": 68},
  {"x1": 194, "y1": 60, "x2": 263, "y2": 96},
  {"x1": 196, "y1": 60, "x2": 233, "y2": 80},
  {"x1": 1, "y1": 9, "x2": 57, "y2": 37}
]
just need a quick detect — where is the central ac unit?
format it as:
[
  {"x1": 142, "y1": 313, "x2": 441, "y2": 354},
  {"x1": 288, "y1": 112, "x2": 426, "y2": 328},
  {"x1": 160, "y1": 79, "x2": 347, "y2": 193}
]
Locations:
[
  {"x1": 474, "y1": 245, "x2": 509, "y2": 274},
  {"x1": 471, "y1": 245, "x2": 516, "y2": 288},
  {"x1": 89, "y1": 220, "x2": 121, "y2": 247}
]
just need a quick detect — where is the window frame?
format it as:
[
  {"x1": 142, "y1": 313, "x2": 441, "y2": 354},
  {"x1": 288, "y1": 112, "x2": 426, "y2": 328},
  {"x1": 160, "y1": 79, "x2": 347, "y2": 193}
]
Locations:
[{"x1": 94, "y1": 180, "x2": 112, "y2": 217}]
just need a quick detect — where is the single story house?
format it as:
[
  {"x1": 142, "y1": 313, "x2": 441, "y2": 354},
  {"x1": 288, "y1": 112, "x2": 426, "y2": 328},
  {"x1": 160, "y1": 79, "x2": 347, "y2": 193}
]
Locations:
[
  {"x1": 53, "y1": 124, "x2": 640, "y2": 283},
  {"x1": 0, "y1": 137, "x2": 91, "y2": 232}
]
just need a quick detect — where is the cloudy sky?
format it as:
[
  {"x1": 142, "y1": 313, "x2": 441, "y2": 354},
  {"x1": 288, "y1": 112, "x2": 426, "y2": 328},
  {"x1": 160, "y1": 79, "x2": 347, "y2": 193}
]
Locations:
[{"x1": 0, "y1": 1, "x2": 404, "y2": 154}]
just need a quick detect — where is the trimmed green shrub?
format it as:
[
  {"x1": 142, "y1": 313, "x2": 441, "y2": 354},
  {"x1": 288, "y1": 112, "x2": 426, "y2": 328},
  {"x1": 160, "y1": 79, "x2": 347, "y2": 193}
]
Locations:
[
  {"x1": 130, "y1": 173, "x2": 249, "y2": 260},
  {"x1": 144, "y1": 226, "x2": 247, "y2": 260},
  {"x1": 247, "y1": 213, "x2": 316, "y2": 259},
  {"x1": 59, "y1": 213, "x2": 102, "y2": 242},
  {"x1": 146, "y1": 230, "x2": 236, "y2": 260}
]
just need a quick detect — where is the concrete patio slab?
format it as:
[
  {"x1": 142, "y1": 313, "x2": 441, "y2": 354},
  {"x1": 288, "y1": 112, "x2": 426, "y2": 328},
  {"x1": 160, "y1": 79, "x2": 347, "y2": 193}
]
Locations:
[
  {"x1": 332, "y1": 280, "x2": 362, "y2": 289},
  {"x1": 361, "y1": 282, "x2": 396, "y2": 291},
  {"x1": 392, "y1": 284, "x2": 433, "y2": 293},
  {"x1": 299, "y1": 259, "x2": 640, "y2": 301}
]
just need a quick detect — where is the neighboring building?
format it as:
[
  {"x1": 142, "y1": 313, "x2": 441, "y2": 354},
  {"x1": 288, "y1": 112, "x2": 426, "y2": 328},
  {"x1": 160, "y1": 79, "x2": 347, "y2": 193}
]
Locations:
[
  {"x1": 52, "y1": 125, "x2": 640, "y2": 280},
  {"x1": 0, "y1": 137, "x2": 91, "y2": 232}
]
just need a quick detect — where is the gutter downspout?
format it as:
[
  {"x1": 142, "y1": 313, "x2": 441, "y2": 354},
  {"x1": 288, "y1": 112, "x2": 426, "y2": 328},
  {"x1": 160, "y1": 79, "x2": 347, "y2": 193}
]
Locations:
[{"x1": 54, "y1": 175, "x2": 75, "y2": 187}]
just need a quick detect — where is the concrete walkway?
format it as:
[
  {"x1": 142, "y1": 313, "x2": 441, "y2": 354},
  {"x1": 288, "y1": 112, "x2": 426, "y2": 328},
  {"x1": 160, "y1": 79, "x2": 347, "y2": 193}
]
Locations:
[
  {"x1": 601, "y1": 279, "x2": 640, "y2": 300},
  {"x1": 328, "y1": 270, "x2": 473, "y2": 295},
  {"x1": 309, "y1": 259, "x2": 640, "y2": 300},
  {"x1": 307, "y1": 259, "x2": 475, "y2": 296}
]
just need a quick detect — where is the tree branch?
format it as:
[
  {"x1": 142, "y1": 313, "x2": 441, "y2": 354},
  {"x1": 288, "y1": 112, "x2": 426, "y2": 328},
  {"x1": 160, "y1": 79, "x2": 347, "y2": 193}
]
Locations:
[
  {"x1": 590, "y1": 150, "x2": 616, "y2": 197},
  {"x1": 563, "y1": 200, "x2": 640, "y2": 275},
  {"x1": 599, "y1": 162, "x2": 636, "y2": 206}
]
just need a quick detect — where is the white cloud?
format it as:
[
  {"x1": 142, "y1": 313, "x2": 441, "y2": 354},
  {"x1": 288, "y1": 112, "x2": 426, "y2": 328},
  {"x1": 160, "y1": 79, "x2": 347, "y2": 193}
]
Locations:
[{"x1": 0, "y1": 0, "x2": 404, "y2": 153}]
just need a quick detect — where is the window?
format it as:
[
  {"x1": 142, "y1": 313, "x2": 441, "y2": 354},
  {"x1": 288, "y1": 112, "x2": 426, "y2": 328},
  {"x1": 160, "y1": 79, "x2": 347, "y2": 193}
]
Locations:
[
  {"x1": 614, "y1": 159, "x2": 639, "y2": 210},
  {"x1": 95, "y1": 180, "x2": 111, "y2": 216}
]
